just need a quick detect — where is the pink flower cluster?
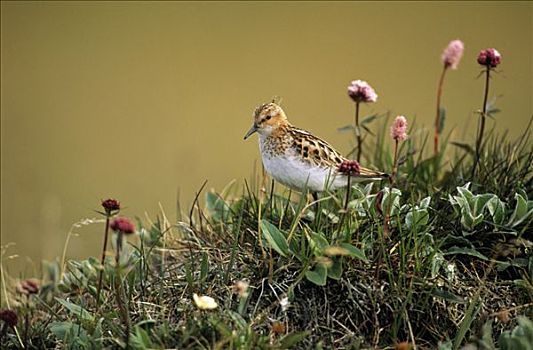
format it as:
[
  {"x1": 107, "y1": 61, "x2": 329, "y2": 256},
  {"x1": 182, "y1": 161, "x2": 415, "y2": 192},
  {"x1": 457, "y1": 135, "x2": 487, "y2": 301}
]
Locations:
[
  {"x1": 391, "y1": 115, "x2": 408, "y2": 142},
  {"x1": 442, "y1": 39, "x2": 464, "y2": 70},
  {"x1": 110, "y1": 217, "x2": 135, "y2": 234},
  {"x1": 101, "y1": 198, "x2": 121, "y2": 213},
  {"x1": 477, "y1": 48, "x2": 501, "y2": 68},
  {"x1": 338, "y1": 160, "x2": 361, "y2": 175},
  {"x1": 347, "y1": 80, "x2": 378, "y2": 103},
  {"x1": 0, "y1": 309, "x2": 18, "y2": 327}
]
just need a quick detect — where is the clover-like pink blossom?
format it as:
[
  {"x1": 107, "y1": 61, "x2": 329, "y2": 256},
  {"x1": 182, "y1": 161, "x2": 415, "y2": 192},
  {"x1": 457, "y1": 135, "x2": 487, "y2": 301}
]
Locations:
[
  {"x1": 110, "y1": 217, "x2": 135, "y2": 234},
  {"x1": 390, "y1": 115, "x2": 408, "y2": 142},
  {"x1": 442, "y1": 39, "x2": 464, "y2": 70},
  {"x1": 477, "y1": 48, "x2": 501, "y2": 68},
  {"x1": 347, "y1": 80, "x2": 378, "y2": 103},
  {"x1": 338, "y1": 160, "x2": 361, "y2": 175}
]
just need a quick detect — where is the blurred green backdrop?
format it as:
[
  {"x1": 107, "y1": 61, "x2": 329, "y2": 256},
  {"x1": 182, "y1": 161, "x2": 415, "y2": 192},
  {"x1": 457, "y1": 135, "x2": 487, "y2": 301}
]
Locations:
[{"x1": 1, "y1": 2, "x2": 532, "y2": 275}]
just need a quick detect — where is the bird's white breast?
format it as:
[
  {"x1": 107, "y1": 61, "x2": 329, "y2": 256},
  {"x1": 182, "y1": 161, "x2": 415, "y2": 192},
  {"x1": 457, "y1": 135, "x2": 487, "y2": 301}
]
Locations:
[{"x1": 259, "y1": 139, "x2": 346, "y2": 192}]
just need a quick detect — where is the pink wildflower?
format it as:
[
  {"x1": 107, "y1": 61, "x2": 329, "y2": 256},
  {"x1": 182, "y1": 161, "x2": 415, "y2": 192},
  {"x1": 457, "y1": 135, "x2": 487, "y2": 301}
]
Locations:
[
  {"x1": 477, "y1": 48, "x2": 501, "y2": 68},
  {"x1": 391, "y1": 116, "x2": 408, "y2": 142},
  {"x1": 0, "y1": 309, "x2": 18, "y2": 328},
  {"x1": 442, "y1": 39, "x2": 464, "y2": 69},
  {"x1": 338, "y1": 160, "x2": 361, "y2": 175},
  {"x1": 347, "y1": 80, "x2": 378, "y2": 103},
  {"x1": 101, "y1": 198, "x2": 120, "y2": 213},
  {"x1": 110, "y1": 217, "x2": 135, "y2": 234}
]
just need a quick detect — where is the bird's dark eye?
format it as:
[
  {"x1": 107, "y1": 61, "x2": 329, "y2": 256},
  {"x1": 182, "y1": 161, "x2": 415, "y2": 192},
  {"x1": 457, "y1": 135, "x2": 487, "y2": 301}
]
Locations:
[{"x1": 266, "y1": 115, "x2": 271, "y2": 120}]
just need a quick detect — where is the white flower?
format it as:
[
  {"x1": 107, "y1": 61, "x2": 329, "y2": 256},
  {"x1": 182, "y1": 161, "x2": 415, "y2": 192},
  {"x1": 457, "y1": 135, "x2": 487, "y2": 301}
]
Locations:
[
  {"x1": 193, "y1": 293, "x2": 218, "y2": 310},
  {"x1": 280, "y1": 297, "x2": 290, "y2": 312}
]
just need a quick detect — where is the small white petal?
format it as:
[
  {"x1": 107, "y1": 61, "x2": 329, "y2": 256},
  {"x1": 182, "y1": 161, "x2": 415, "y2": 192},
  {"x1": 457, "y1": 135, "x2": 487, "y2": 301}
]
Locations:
[
  {"x1": 193, "y1": 293, "x2": 218, "y2": 310},
  {"x1": 280, "y1": 297, "x2": 290, "y2": 312}
]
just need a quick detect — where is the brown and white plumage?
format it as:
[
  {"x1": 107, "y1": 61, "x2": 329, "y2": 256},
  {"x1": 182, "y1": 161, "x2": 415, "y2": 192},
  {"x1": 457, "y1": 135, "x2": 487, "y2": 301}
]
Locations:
[{"x1": 244, "y1": 102, "x2": 388, "y2": 192}]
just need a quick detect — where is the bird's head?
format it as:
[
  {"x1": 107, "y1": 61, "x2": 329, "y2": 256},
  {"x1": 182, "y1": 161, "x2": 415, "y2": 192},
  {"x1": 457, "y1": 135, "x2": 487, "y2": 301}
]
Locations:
[{"x1": 243, "y1": 102, "x2": 288, "y2": 140}]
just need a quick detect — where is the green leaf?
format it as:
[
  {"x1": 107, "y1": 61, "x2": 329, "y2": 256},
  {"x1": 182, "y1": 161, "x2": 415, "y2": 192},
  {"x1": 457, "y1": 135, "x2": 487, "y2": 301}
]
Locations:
[
  {"x1": 55, "y1": 298, "x2": 94, "y2": 321},
  {"x1": 449, "y1": 141, "x2": 475, "y2": 155},
  {"x1": 339, "y1": 243, "x2": 368, "y2": 262},
  {"x1": 49, "y1": 321, "x2": 88, "y2": 341},
  {"x1": 456, "y1": 185, "x2": 474, "y2": 205},
  {"x1": 508, "y1": 193, "x2": 533, "y2": 227},
  {"x1": 206, "y1": 192, "x2": 230, "y2": 222},
  {"x1": 200, "y1": 252, "x2": 209, "y2": 282},
  {"x1": 479, "y1": 320, "x2": 495, "y2": 350},
  {"x1": 261, "y1": 220, "x2": 289, "y2": 257},
  {"x1": 327, "y1": 258, "x2": 343, "y2": 280},
  {"x1": 360, "y1": 113, "x2": 378, "y2": 125},
  {"x1": 473, "y1": 194, "x2": 495, "y2": 215},
  {"x1": 305, "y1": 264, "x2": 327, "y2": 286},
  {"x1": 279, "y1": 331, "x2": 311, "y2": 349},
  {"x1": 487, "y1": 197, "x2": 506, "y2": 225},
  {"x1": 444, "y1": 246, "x2": 489, "y2": 261},
  {"x1": 431, "y1": 289, "x2": 466, "y2": 304},
  {"x1": 131, "y1": 326, "x2": 154, "y2": 348},
  {"x1": 308, "y1": 231, "x2": 330, "y2": 255},
  {"x1": 337, "y1": 125, "x2": 354, "y2": 133},
  {"x1": 452, "y1": 296, "x2": 481, "y2": 350},
  {"x1": 420, "y1": 196, "x2": 431, "y2": 209}
]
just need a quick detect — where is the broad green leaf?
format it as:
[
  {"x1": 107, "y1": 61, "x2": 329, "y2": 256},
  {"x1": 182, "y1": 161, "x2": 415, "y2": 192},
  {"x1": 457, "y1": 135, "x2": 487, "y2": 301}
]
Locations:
[
  {"x1": 131, "y1": 326, "x2": 154, "y2": 348},
  {"x1": 479, "y1": 320, "x2": 495, "y2": 350},
  {"x1": 49, "y1": 321, "x2": 88, "y2": 340},
  {"x1": 327, "y1": 258, "x2": 343, "y2": 280},
  {"x1": 431, "y1": 252, "x2": 444, "y2": 279},
  {"x1": 508, "y1": 193, "x2": 533, "y2": 227},
  {"x1": 444, "y1": 246, "x2": 489, "y2": 261},
  {"x1": 431, "y1": 289, "x2": 465, "y2": 304},
  {"x1": 473, "y1": 194, "x2": 495, "y2": 215},
  {"x1": 308, "y1": 231, "x2": 329, "y2": 254},
  {"x1": 420, "y1": 196, "x2": 431, "y2": 209},
  {"x1": 487, "y1": 197, "x2": 506, "y2": 225},
  {"x1": 55, "y1": 297, "x2": 94, "y2": 321},
  {"x1": 206, "y1": 192, "x2": 230, "y2": 222},
  {"x1": 305, "y1": 264, "x2": 327, "y2": 286},
  {"x1": 406, "y1": 207, "x2": 429, "y2": 229},
  {"x1": 279, "y1": 331, "x2": 311, "y2": 349},
  {"x1": 261, "y1": 220, "x2": 289, "y2": 257},
  {"x1": 339, "y1": 243, "x2": 368, "y2": 262}
]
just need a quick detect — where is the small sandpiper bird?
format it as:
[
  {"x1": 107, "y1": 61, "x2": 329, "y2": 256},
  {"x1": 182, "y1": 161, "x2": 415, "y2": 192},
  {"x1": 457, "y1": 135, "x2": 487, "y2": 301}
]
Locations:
[{"x1": 244, "y1": 102, "x2": 388, "y2": 193}]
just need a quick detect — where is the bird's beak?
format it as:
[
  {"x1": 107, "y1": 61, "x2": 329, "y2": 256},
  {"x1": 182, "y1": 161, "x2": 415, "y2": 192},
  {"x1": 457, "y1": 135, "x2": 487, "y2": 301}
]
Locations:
[{"x1": 243, "y1": 124, "x2": 258, "y2": 140}]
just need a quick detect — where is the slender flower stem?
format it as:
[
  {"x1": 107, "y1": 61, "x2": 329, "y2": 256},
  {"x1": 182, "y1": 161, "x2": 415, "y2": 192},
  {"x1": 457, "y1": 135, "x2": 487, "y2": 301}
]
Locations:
[
  {"x1": 114, "y1": 259, "x2": 131, "y2": 348},
  {"x1": 116, "y1": 231, "x2": 123, "y2": 266},
  {"x1": 337, "y1": 174, "x2": 352, "y2": 238},
  {"x1": 391, "y1": 140, "x2": 399, "y2": 186},
  {"x1": 384, "y1": 140, "x2": 399, "y2": 239},
  {"x1": 96, "y1": 215, "x2": 110, "y2": 309},
  {"x1": 472, "y1": 67, "x2": 491, "y2": 178},
  {"x1": 354, "y1": 101, "x2": 362, "y2": 162},
  {"x1": 434, "y1": 66, "x2": 448, "y2": 156}
]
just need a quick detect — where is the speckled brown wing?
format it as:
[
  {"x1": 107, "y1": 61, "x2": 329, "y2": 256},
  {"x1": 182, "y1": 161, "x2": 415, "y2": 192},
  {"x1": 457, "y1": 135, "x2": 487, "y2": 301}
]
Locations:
[
  {"x1": 288, "y1": 125, "x2": 388, "y2": 178},
  {"x1": 288, "y1": 126, "x2": 345, "y2": 168}
]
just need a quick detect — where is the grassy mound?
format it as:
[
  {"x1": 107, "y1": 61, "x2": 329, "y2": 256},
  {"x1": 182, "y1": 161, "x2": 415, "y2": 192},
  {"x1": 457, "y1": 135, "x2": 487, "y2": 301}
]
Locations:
[{"x1": 1, "y1": 119, "x2": 532, "y2": 349}]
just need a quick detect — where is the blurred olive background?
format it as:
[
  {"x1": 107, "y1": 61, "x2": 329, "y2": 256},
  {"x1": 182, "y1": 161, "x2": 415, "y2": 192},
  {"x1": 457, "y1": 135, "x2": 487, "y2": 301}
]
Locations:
[{"x1": 1, "y1": 2, "x2": 531, "y2": 275}]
